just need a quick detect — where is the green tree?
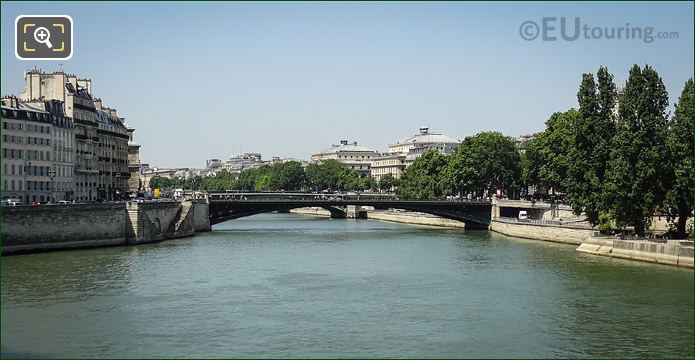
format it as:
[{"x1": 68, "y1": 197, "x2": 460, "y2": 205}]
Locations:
[
  {"x1": 522, "y1": 111, "x2": 577, "y2": 195},
  {"x1": 664, "y1": 78, "x2": 694, "y2": 238},
  {"x1": 149, "y1": 175, "x2": 174, "y2": 190},
  {"x1": 443, "y1": 132, "x2": 521, "y2": 198},
  {"x1": 398, "y1": 150, "x2": 448, "y2": 200},
  {"x1": 604, "y1": 64, "x2": 670, "y2": 236},
  {"x1": 358, "y1": 176, "x2": 377, "y2": 191},
  {"x1": 565, "y1": 67, "x2": 617, "y2": 224},
  {"x1": 378, "y1": 173, "x2": 399, "y2": 192},
  {"x1": 269, "y1": 161, "x2": 305, "y2": 191},
  {"x1": 305, "y1": 160, "x2": 357, "y2": 192}
]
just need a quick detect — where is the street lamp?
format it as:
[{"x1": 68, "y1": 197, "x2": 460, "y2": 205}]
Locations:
[{"x1": 48, "y1": 168, "x2": 57, "y2": 203}]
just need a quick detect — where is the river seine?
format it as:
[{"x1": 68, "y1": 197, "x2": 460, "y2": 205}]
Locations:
[{"x1": 2, "y1": 213, "x2": 693, "y2": 358}]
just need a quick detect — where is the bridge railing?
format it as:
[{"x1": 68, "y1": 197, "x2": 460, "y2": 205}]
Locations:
[
  {"x1": 495, "y1": 216, "x2": 595, "y2": 229},
  {"x1": 207, "y1": 192, "x2": 491, "y2": 204}
]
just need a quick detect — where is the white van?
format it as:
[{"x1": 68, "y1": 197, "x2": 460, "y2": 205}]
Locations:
[
  {"x1": 2, "y1": 198, "x2": 23, "y2": 206},
  {"x1": 518, "y1": 210, "x2": 528, "y2": 220}
]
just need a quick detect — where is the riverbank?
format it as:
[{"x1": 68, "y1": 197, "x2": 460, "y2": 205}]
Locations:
[
  {"x1": 489, "y1": 218, "x2": 595, "y2": 245},
  {"x1": 289, "y1": 208, "x2": 466, "y2": 228},
  {"x1": 577, "y1": 237, "x2": 694, "y2": 269}
]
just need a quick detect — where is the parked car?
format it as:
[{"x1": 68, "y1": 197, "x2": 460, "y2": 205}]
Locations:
[
  {"x1": 2, "y1": 198, "x2": 23, "y2": 206},
  {"x1": 57, "y1": 200, "x2": 71, "y2": 204},
  {"x1": 518, "y1": 210, "x2": 528, "y2": 220}
]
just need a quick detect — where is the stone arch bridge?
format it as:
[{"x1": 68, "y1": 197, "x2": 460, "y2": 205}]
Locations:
[{"x1": 207, "y1": 192, "x2": 493, "y2": 230}]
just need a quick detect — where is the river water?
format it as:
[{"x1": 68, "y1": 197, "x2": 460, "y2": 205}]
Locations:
[{"x1": 2, "y1": 213, "x2": 693, "y2": 358}]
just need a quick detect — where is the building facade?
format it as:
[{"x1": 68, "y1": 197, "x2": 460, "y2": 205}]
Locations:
[
  {"x1": 17, "y1": 69, "x2": 136, "y2": 202},
  {"x1": 224, "y1": 153, "x2": 263, "y2": 176},
  {"x1": 20, "y1": 70, "x2": 100, "y2": 201},
  {"x1": 127, "y1": 125, "x2": 142, "y2": 194},
  {"x1": 206, "y1": 159, "x2": 222, "y2": 169},
  {"x1": 370, "y1": 127, "x2": 459, "y2": 180},
  {"x1": 311, "y1": 140, "x2": 379, "y2": 177},
  {"x1": 95, "y1": 103, "x2": 130, "y2": 200},
  {"x1": 1, "y1": 96, "x2": 75, "y2": 203},
  {"x1": 388, "y1": 127, "x2": 460, "y2": 160},
  {"x1": 370, "y1": 153, "x2": 406, "y2": 182}
]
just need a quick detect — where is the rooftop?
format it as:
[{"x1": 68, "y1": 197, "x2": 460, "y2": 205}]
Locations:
[
  {"x1": 389, "y1": 127, "x2": 459, "y2": 147},
  {"x1": 314, "y1": 140, "x2": 378, "y2": 155}
]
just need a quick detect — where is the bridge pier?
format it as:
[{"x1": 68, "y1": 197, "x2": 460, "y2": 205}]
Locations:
[{"x1": 346, "y1": 205, "x2": 368, "y2": 219}]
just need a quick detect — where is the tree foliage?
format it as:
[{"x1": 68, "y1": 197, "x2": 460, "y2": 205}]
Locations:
[
  {"x1": 378, "y1": 173, "x2": 399, "y2": 192},
  {"x1": 604, "y1": 64, "x2": 670, "y2": 236},
  {"x1": 565, "y1": 67, "x2": 617, "y2": 224},
  {"x1": 398, "y1": 150, "x2": 448, "y2": 200},
  {"x1": 664, "y1": 78, "x2": 694, "y2": 238},
  {"x1": 443, "y1": 132, "x2": 521, "y2": 198},
  {"x1": 523, "y1": 110, "x2": 578, "y2": 193}
]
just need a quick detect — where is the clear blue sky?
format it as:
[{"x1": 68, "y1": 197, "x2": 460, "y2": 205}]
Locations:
[{"x1": 2, "y1": 1, "x2": 693, "y2": 168}]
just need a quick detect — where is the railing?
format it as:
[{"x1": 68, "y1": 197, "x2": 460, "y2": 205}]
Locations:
[
  {"x1": 206, "y1": 192, "x2": 491, "y2": 204},
  {"x1": 495, "y1": 216, "x2": 595, "y2": 229},
  {"x1": 593, "y1": 233, "x2": 692, "y2": 245}
]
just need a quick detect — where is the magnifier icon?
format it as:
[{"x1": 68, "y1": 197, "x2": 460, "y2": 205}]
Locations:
[{"x1": 33, "y1": 27, "x2": 53, "y2": 49}]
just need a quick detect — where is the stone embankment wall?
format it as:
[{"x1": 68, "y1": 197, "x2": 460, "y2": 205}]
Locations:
[
  {"x1": 367, "y1": 211, "x2": 466, "y2": 228},
  {"x1": 2, "y1": 200, "x2": 207, "y2": 254},
  {"x1": 577, "y1": 237, "x2": 694, "y2": 269},
  {"x1": 125, "y1": 201, "x2": 196, "y2": 244},
  {"x1": 489, "y1": 219, "x2": 596, "y2": 245},
  {"x1": 2, "y1": 203, "x2": 127, "y2": 254},
  {"x1": 290, "y1": 208, "x2": 332, "y2": 217}
]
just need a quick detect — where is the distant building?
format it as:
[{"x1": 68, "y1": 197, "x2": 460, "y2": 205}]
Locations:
[
  {"x1": 514, "y1": 133, "x2": 539, "y2": 153},
  {"x1": 206, "y1": 159, "x2": 222, "y2": 169},
  {"x1": 371, "y1": 127, "x2": 459, "y2": 180},
  {"x1": 387, "y1": 127, "x2": 459, "y2": 158},
  {"x1": 224, "y1": 153, "x2": 263, "y2": 176},
  {"x1": 370, "y1": 153, "x2": 406, "y2": 182},
  {"x1": 311, "y1": 140, "x2": 378, "y2": 177},
  {"x1": 263, "y1": 156, "x2": 308, "y2": 167}
]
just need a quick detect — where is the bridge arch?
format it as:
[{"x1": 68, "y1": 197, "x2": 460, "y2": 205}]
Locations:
[{"x1": 208, "y1": 199, "x2": 491, "y2": 230}]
